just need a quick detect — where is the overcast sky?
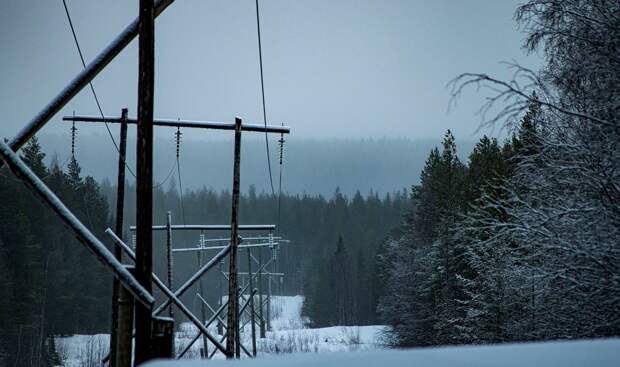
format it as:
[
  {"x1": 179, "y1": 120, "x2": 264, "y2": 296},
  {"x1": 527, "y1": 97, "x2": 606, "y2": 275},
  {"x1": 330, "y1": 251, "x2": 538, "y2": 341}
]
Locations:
[{"x1": 0, "y1": 0, "x2": 540, "y2": 143}]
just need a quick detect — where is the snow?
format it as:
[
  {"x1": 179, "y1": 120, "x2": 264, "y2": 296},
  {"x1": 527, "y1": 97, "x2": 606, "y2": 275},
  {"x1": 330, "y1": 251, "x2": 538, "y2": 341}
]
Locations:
[
  {"x1": 56, "y1": 334, "x2": 110, "y2": 367},
  {"x1": 145, "y1": 338, "x2": 620, "y2": 367},
  {"x1": 176, "y1": 295, "x2": 385, "y2": 357},
  {"x1": 56, "y1": 295, "x2": 620, "y2": 366},
  {"x1": 56, "y1": 295, "x2": 385, "y2": 364}
]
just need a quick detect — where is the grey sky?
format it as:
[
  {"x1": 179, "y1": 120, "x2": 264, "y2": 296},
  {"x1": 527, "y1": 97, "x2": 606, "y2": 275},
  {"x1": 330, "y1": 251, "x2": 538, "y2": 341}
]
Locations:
[{"x1": 0, "y1": 0, "x2": 540, "y2": 143}]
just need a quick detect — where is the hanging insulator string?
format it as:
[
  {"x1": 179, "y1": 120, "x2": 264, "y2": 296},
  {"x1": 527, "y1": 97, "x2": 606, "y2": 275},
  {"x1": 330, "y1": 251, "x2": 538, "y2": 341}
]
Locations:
[
  {"x1": 71, "y1": 115, "x2": 77, "y2": 159},
  {"x1": 175, "y1": 126, "x2": 182, "y2": 160},
  {"x1": 175, "y1": 125, "x2": 187, "y2": 224},
  {"x1": 276, "y1": 126, "x2": 285, "y2": 238}
]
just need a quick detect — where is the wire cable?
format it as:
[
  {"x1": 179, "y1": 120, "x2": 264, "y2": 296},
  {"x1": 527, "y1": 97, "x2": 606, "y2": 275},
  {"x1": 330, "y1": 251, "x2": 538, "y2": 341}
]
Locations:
[
  {"x1": 152, "y1": 159, "x2": 178, "y2": 189},
  {"x1": 255, "y1": 0, "x2": 276, "y2": 199},
  {"x1": 62, "y1": 0, "x2": 137, "y2": 179}
]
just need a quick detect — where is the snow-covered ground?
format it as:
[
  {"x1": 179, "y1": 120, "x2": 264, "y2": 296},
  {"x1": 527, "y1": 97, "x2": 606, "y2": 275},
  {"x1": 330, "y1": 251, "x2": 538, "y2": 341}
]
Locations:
[
  {"x1": 56, "y1": 333, "x2": 110, "y2": 367},
  {"x1": 56, "y1": 296, "x2": 620, "y2": 366},
  {"x1": 145, "y1": 338, "x2": 620, "y2": 367},
  {"x1": 56, "y1": 295, "x2": 385, "y2": 365},
  {"x1": 175, "y1": 295, "x2": 385, "y2": 358}
]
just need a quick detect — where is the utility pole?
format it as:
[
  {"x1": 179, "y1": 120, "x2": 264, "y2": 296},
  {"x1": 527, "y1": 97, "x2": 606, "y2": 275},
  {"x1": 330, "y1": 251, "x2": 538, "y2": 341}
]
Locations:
[
  {"x1": 218, "y1": 260, "x2": 224, "y2": 335},
  {"x1": 198, "y1": 233, "x2": 209, "y2": 358},
  {"x1": 258, "y1": 247, "x2": 265, "y2": 338},
  {"x1": 165, "y1": 211, "x2": 175, "y2": 358},
  {"x1": 247, "y1": 247, "x2": 257, "y2": 356},
  {"x1": 166, "y1": 211, "x2": 174, "y2": 319},
  {"x1": 134, "y1": 0, "x2": 155, "y2": 363},
  {"x1": 225, "y1": 118, "x2": 242, "y2": 358},
  {"x1": 110, "y1": 108, "x2": 128, "y2": 367}
]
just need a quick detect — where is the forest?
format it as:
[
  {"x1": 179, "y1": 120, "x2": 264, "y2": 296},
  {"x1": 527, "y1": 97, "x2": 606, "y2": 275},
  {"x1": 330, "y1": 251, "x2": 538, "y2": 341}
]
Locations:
[
  {"x1": 0, "y1": 136, "x2": 409, "y2": 363},
  {"x1": 0, "y1": 0, "x2": 618, "y2": 365},
  {"x1": 377, "y1": 0, "x2": 620, "y2": 346}
]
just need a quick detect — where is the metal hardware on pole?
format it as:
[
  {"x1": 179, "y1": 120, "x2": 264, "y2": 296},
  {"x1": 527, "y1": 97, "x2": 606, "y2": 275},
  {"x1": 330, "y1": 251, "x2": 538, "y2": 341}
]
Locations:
[{"x1": 151, "y1": 316, "x2": 174, "y2": 359}]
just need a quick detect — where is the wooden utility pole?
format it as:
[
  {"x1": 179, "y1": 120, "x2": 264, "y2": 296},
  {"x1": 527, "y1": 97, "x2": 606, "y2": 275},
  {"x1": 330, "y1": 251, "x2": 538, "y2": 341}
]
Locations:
[
  {"x1": 110, "y1": 108, "x2": 129, "y2": 366},
  {"x1": 198, "y1": 233, "x2": 209, "y2": 357},
  {"x1": 225, "y1": 118, "x2": 242, "y2": 358},
  {"x1": 218, "y1": 260, "x2": 224, "y2": 335},
  {"x1": 258, "y1": 247, "x2": 265, "y2": 338},
  {"x1": 247, "y1": 247, "x2": 257, "y2": 356},
  {"x1": 166, "y1": 211, "x2": 174, "y2": 319},
  {"x1": 135, "y1": 0, "x2": 155, "y2": 363},
  {"x1": 116, "y1": 266, "x2": 135, "y2": 367}
]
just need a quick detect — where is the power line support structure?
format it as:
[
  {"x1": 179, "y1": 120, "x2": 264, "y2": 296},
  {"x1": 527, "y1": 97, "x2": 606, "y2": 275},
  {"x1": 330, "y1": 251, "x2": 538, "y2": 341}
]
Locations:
[
  {"x1": 247, "y1": 247, "x2": 257, "y2": 356},
  {"x1": 225, "y1": 117, "x2": 243, "y2": 358},
  {"x1": 134, "y1": 0, "x2": 156, "y2": 363},
  {"x1": 111, "y1": 107, "x2": 129, "y2": 367}
]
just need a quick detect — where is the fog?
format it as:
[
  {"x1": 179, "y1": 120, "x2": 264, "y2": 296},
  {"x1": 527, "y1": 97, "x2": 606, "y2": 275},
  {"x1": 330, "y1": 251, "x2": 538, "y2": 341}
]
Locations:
[
  {"x1": 38, "y1": 133, "x2": 475, "y2": 196},
  {"x1": 1, "y1": 0, "x2": 539, "y2": 144}
]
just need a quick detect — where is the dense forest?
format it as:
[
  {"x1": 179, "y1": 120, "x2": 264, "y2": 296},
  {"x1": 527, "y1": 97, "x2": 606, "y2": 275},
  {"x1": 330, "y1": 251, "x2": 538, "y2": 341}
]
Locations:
[
  {"x1": 1, "y1": 0, "x2": 618, "y2": 364},
  {"x1": 378, "y1": 0, "x2": 620, "y2": 347},
  {"x1": 0, "y1": 137, "x2": 112, "y2": 365},
  {"x1": 98, "y1": 179, "x2": 409, "y2": 327},
  {"x1": 0, "y1": 137, "x2": 410, "y2": 364}
]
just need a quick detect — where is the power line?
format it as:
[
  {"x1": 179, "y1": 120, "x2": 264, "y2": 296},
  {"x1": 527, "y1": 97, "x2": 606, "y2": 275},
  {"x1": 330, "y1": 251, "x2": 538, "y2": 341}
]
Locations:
[
  {"x1": 63, "y1": 0, "x2": 176, "y2": 189},
  {"x1": 152, "y1": 159, "x2": 177, "y2": 189},
  {"x1": 255, "y1": 0, "x2": 276, "y2": 199},
  {"x1": 61, "y1": 0, "x2": 137, "y2": 179}
]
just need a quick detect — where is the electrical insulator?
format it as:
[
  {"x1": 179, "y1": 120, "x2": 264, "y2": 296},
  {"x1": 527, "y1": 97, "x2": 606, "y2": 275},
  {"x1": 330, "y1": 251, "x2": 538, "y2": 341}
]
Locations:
[
  {"x1": 70, "y1": 119, "x2": 78, "y2": 158},
  {"x1": 278, "y1": 133, "x2": 285, "y2": 165},
  {"x1": 175, "y1": 126, "x2": 182, "y2": 159}
]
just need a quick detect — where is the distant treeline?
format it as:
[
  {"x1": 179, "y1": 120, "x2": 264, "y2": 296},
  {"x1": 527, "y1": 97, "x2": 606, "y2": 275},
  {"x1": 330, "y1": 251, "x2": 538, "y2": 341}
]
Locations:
[
  {"x1": 0, "y1": 137, "x2": 111, "y2": 365},
  {"x1": 1, "y1": 136, "x2": 410, "y2": 363},
  {"x1": 38, "y1": 134, "x2": 473, "y2": 197},
  {"x1": 98, "y1": 179, "x2": 409, "y2": 327}
]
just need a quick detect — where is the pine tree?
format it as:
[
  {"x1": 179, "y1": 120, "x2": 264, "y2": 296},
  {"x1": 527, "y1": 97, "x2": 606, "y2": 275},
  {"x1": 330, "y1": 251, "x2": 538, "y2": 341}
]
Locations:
[{"x1": 21, "y1": 136, "x2": 47, "y2": 178}]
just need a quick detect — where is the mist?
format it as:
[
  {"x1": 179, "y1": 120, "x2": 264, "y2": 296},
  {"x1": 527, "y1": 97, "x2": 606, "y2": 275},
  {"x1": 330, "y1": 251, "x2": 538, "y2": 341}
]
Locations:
[{"x1": 37, "y1": 133, "x2": 474, "y2": 197}]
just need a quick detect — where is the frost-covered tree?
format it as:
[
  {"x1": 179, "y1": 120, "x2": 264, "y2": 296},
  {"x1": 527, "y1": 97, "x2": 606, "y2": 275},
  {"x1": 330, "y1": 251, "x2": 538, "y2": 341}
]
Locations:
[
  {"x1": 451, "y1": 0, "x2": 620, "y2": 339},
  {"x1": 378, "y1": 130, "x2": 468, "y2": 346}
]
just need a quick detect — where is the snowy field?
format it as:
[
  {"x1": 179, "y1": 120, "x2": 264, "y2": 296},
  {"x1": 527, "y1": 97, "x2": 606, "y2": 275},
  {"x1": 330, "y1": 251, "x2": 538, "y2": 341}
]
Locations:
[
  {"x1": 56, "y1": 296, "x2": 620, "y2": 366},
  {"x1": 174, "y1": 295, "x2": 384, "y2": 358},
  {"x1": 146, "y1": 338, "x2": 620, "y2": 367},
  {"x1": 56, "y1": 295, "x2": 385, "y2": 366}
]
